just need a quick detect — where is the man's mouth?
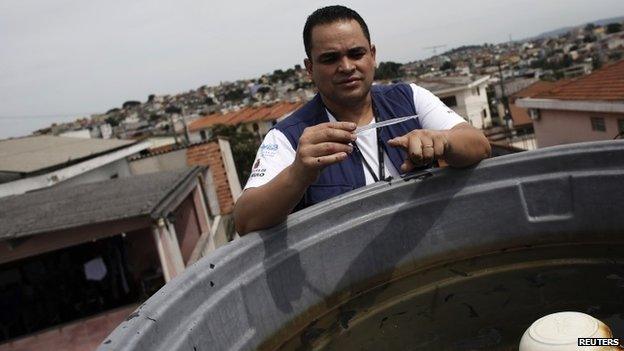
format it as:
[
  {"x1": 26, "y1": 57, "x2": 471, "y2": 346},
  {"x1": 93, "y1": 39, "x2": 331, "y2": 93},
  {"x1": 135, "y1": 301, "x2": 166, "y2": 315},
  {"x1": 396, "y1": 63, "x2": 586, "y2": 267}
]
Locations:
[{"x1": 337, "y1": 77, "x2": 362, "y2": 85}]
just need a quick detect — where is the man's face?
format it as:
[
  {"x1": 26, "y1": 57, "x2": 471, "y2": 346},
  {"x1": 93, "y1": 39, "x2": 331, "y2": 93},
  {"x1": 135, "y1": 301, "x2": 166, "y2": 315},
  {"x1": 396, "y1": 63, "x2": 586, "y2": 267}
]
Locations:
[{"x1": 305, "y1": 20, "x2": 376, "y2": 107}]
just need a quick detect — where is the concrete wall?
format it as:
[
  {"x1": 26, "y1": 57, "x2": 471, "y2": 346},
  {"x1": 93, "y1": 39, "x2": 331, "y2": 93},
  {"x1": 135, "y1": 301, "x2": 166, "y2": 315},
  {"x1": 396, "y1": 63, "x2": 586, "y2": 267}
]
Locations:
[
  {"x1": 172, "y1": 194, "x2": 202, "y2": 263},
  {"x1": 128, "y1": 150, "x2": 187, "y2": 175},
  {"x1": 186, "y1": 141, "x2": 238, "y2": 215},
  {"x1": 455, "y1": 84, "x2": 490, "y2": 129},
  {"x1": 534, "y1": 109, "x2": 624, "y2": 148},
  {"x1": 56, "y1": 159, "x2": 132, "y2": 188},
  {"x1": 59, "y1": 130, "x2": 92, "y2": 139},
  {"x1": 439, "y1": 83, "x2": 491, "y2": 129},
  {"x1": 0, "y1": 304, "x2": 136, "y2": 351}
]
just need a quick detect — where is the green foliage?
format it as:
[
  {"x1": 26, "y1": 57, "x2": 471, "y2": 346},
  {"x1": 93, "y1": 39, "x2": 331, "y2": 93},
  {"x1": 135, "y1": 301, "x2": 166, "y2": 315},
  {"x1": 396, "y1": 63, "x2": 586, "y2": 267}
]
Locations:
[
  {"x1": 105, "y1": 116, "x2": 120, "y2": 127},
  {"x1": 561, "y1": 54, "x2": 573, "y2": 68},
  {"x1": 223, "y1": 88, "x2": 246, "y2": 102},
  {"x1": 211, "y1": 124, "x2": 261, "y2": 185},
  {"x1": 440, "y1": 61, "x2": 455, "y2": 71},
  {"x1": 609, "y1": 51, "x2": 623, "y2": 61},
  {"x1": 270, "y1": 68, "x2": 296, "y2": 83},
  {"x1": 592, "y1": 55, "x2": 602, "y2": 70},
  {"x1": 606, "y1": 23, "x2": 622, "y2": 34},
  {"x1": 257, "y1": 86, "x2": 271, "y2": 94},
  {"x1": 374, "y1": 61, "x2": 403, "y2": 80}
]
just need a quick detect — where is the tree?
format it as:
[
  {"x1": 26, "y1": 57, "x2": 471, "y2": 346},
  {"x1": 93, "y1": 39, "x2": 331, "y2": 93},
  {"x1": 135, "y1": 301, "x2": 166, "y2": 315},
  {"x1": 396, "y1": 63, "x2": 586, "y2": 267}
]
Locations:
[
  {"x1": 375, "y1": 61, "x2": 403, "y2": 80},
  {"x1": 561, "y1": 54, "x2": 573, "y2": 68},
  {"x1": 584, "y1": 23, "x2": 596, "y2": 32},
  {"x1": 105, "y1": 116, "x2": 120, "y2": 127},
  {"x1": 122, "y1": 100, "x2": 141, "y2": 109},
  {"x1": 211, "y1": 124, "x2": 261, "y2": 185},
  {"x1": 257, "y1": 86, "x2": 271, "y2": 94},
  {"x1": 439, "y1": 61, "x2": 455, "y2": 71},
  {"x1": 592, "y1": 54, "x2": 602, "y2": 70},
  {"x1": 606, "y1": 23, "x2": 622, "y2": 34},
  {"x1": 223, "y1": 88, "x2": 246, "y2": 101}
]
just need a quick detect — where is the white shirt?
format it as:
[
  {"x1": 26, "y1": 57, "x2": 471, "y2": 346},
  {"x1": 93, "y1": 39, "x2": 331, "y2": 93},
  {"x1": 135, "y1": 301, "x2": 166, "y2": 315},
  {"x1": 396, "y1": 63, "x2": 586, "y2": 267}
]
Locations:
[{"x1": 244, "y1": 83, "x2": 465, "y2": 190}]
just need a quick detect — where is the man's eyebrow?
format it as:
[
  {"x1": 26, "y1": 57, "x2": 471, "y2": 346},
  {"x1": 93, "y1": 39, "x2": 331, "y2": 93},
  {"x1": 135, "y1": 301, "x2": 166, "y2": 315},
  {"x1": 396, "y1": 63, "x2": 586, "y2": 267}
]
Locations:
[
  {"x1": 316, "y1": 51, "x2": 340, "y2": 61},
  {"x1": 316, "y1": 46, "x2": 368, "y2": 60},
  {"x1": 347, "y1": 46, "x2": 367, "y2": 53}
]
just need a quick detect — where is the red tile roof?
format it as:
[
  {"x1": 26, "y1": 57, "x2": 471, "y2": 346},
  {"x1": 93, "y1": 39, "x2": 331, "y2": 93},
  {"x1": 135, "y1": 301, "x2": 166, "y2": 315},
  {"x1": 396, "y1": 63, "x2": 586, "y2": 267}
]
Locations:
[
  {"x1": 533, "y1": 59, "x2": 624, "y2": 101},
  {"x1": 509, "y1": 80, "x2": 569, "y2": 126},
  {"x1": 188, "y1": 101, "x2": 304, "y2": 132},
  {"x1": 511, "y1": 81, "x2": 564, "y2": 100}
]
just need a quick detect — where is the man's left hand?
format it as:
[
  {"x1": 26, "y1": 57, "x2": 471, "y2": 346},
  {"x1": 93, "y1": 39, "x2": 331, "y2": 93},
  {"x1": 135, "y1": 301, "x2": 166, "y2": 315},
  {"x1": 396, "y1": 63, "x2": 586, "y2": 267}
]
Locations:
[{"x1": 388, "y1": 129, "x2": 450, "y2": 172}]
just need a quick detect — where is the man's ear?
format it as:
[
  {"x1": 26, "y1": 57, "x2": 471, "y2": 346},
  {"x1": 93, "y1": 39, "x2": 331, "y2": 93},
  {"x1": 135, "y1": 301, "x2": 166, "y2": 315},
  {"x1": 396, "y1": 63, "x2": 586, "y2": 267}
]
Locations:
[
  {"x1": 370, "y1": 44, "x2": 377, "y2": 64},
  {"x1": 304, "y1": 58, "x2": 313, "y2": 77}
]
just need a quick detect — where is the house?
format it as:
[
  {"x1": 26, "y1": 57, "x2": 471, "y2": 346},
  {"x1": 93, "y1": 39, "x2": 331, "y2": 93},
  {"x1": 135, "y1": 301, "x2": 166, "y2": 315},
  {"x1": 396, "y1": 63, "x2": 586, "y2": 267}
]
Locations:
[
  {"x1": 0, "y1": 136, "x2": 150, "y2": 198},
  {"x1": 0, "y1": 167, "x2": 214, "y2": 351},
  {"x1": 516, "y1": 60, "x2": 624, "y2": 148},
  {"x1": 412, "y1": 75, "x2": 492, "y2": 129},
  {"x1": 187, "y1": 101, "x2": 304, "y2": 142},
  {"x1": 128, "y1": 137, "x2": 243, "y2": 245},
  {"x1": 502, "y1": 80, "x2": 569, "y2": 150},
  {"x1": 0, "y1": 133, "x2": 242, "y2": 350}
]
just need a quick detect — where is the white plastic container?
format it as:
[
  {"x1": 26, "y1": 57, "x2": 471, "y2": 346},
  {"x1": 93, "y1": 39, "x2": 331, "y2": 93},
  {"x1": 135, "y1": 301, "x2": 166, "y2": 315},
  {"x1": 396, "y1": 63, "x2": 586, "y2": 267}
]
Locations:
[{"x1": 519, "y1": 311, "x2": 618, "y2": 351}]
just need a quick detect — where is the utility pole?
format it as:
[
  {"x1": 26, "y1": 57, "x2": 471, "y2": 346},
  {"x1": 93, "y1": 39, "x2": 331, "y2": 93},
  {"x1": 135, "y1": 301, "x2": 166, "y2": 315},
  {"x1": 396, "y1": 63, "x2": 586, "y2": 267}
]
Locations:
[
  {"x1": 168, "y1": 114, "x2": 179, "y2": 145},
  {"x1": 423, "y1": 44, "x2": 447, "y2": 56},
  {"x1": 497, "y1": 59, "x2": 512, "y2": 142}
]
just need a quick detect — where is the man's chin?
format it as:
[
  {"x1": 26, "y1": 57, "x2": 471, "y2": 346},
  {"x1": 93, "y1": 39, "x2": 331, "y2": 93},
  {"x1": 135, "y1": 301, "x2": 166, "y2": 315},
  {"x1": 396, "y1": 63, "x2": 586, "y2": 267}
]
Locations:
[{"x1": 335, "y1": 89, "x2": 369, "y2": 105}]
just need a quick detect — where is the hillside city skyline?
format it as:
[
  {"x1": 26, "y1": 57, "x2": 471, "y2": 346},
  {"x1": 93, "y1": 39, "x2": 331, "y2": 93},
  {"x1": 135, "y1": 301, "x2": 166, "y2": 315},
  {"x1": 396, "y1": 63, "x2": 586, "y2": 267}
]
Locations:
[{"x1": 1, "y1": 1, "x2": 623, "y2": 139}]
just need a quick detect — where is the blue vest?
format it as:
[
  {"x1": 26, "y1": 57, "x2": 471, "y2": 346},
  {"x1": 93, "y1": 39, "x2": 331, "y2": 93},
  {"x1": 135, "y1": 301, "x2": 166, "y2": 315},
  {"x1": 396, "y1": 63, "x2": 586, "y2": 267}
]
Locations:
[{"x1": 274, "y1": 83, "x2": 421, "y2": 211}]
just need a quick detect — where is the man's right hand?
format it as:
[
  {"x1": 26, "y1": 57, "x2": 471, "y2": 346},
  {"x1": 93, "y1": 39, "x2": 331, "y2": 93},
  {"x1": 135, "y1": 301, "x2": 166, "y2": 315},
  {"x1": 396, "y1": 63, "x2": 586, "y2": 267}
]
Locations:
[
  {"x1": 291, "y1": 121, "x2": 357, "y2": 185},
  {"x1": 234, "y1": 121, "x2": 357, "y2": 235}
]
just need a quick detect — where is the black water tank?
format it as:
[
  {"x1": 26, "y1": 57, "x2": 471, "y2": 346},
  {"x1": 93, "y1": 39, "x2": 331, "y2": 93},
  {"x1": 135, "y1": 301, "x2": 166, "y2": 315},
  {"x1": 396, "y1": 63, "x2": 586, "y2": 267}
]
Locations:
[{"x1": 101, "y1": 140, "x2": 624, "y2": 350}]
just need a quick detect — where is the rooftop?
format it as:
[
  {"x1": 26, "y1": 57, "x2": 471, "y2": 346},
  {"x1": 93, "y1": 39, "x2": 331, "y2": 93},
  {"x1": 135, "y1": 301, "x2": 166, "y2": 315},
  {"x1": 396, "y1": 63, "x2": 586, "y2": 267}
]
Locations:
[
  {"x1": 188, "y1": 101, "x2": 304, "y2": 132},
  {"x1": 533, "y1": 60, "x2": 624, "y2": 101},
  {"x1": 0, "y1": 167, "x2": 202, "y2": 240},
  {"x1": 413, "y1": 75, "x2": 490, "y2": 95},
  {"x1": 0, "y1": 135, "x2": 136, "y2": 174},
  {"x1": 511, "y1": 80, "x2": 567, "y2": 100}
]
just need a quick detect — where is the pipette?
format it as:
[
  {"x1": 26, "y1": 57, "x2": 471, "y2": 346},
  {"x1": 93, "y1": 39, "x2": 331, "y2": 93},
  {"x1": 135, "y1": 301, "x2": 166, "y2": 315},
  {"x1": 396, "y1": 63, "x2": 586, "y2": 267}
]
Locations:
[{"x1": 355, "y1": 114, "x2": 419, "y2": 134}]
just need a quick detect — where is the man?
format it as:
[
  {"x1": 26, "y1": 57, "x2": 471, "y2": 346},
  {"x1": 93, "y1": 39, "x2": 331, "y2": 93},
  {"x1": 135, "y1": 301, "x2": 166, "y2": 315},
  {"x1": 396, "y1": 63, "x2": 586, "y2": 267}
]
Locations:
[{"x1": 234, "y1": 5, "x2": 491, "y2": 235}]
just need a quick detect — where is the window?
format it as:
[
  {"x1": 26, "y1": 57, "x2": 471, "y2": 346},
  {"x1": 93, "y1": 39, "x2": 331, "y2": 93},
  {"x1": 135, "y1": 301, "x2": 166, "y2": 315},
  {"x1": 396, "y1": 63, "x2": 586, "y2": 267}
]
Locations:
[
  {"x1": 590, "y1": 117, "x2": 606, "y2": 132},
  {"x1": 618, "y1": 119, "x2": 624, "y2": 134},
  {"x1": 477, "y1": 86, "x2": 481, "y2": 96},
  {"x1": 440, "y1": 96, "x2": 457, "y2": 107},
  {"x1": 200, "y1": 130, "x2": 207, "y2": 140},
  {"x1": 482, "y1": 109, "x2": 488, "y2": 118},
  {"x1": 529, "y1": 109, "x2": 540, "y2": 121}
]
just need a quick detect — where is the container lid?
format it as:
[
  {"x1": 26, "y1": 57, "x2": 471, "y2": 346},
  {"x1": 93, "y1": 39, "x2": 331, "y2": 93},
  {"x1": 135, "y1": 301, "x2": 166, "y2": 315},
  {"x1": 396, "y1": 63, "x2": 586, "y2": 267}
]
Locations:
[{"x1": 519, "y1": 311, "x2": 613, "y2": 351}]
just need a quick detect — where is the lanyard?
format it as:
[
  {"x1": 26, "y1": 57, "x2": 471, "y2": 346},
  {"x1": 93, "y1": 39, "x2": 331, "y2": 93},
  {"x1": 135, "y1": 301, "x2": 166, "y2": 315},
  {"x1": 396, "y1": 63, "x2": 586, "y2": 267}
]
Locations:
[{"x1": 353, "y1": 104, "x2": 386, "y2": 182}]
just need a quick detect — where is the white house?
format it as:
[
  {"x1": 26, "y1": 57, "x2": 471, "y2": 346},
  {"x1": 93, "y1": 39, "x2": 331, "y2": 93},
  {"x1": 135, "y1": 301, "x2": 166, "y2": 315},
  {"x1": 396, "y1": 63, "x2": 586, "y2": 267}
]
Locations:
[{"x1": 414, "y1": 75, "x2": 492, "y2": 129}]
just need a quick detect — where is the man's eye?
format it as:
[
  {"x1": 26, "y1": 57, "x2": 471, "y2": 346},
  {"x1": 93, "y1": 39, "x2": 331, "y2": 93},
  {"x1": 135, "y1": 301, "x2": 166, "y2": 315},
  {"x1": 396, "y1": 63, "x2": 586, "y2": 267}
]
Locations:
[
  {"x1": 319, "y1": 55, "x2": 339, "y2": 64},
  {"x1": 348, "y1": 50, "x2": 366, "y2": 59}
]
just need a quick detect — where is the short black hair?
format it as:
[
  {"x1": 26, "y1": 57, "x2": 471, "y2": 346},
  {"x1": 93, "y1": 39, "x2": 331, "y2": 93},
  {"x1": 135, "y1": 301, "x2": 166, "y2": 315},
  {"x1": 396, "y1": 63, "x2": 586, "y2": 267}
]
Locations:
[{"x1": 303, "y1": 5, "x2": 371, "y2": 59}]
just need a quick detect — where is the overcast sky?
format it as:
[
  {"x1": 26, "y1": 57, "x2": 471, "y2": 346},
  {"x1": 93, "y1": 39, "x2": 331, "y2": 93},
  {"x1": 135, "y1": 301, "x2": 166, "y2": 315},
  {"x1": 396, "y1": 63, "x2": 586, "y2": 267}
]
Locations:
[{"x1": 1, "y1": 0, "x2": 623, "y2": 139}]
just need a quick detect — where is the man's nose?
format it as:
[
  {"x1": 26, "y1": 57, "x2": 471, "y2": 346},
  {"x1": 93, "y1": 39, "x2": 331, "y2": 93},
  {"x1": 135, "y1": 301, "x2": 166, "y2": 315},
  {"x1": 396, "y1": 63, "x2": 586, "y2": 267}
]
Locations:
[{"x1": 337, "y1": 56, "x2": 355, "y2": 73}]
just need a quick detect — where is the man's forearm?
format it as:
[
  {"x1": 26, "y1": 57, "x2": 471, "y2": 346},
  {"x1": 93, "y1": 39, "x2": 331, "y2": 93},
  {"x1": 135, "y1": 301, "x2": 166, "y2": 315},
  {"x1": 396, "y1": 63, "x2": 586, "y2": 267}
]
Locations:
[
  {"x1": 444, "y1": 124, "x2": 491, "y2": 168},
  {"x1": 233, "y1": 165, "x2": 313, "y2": 235}
]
